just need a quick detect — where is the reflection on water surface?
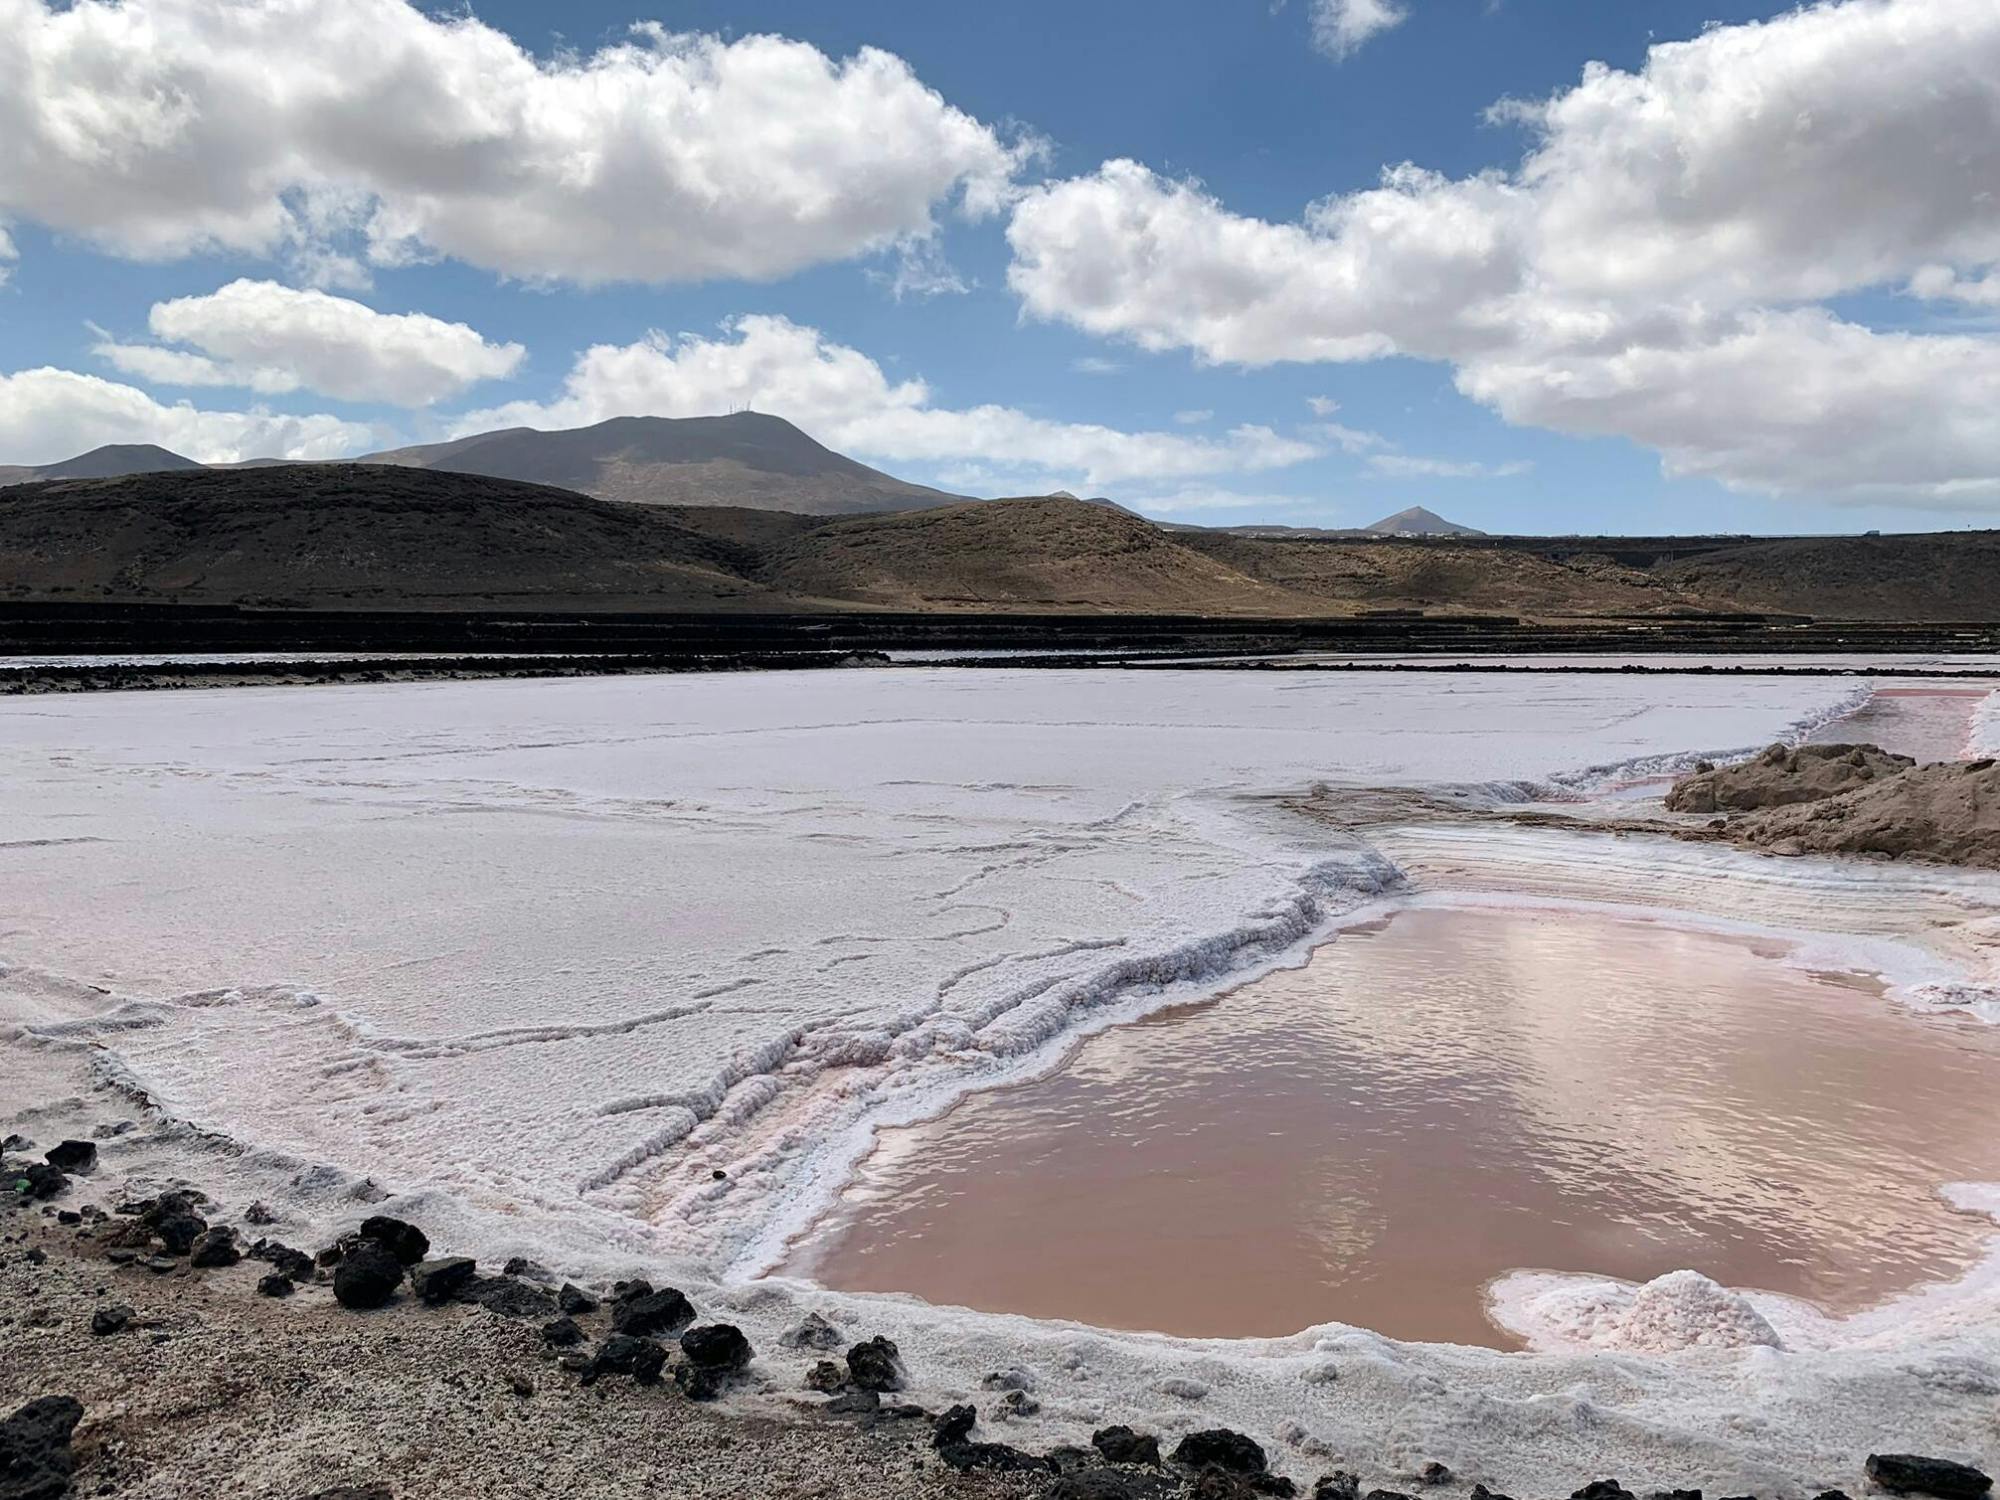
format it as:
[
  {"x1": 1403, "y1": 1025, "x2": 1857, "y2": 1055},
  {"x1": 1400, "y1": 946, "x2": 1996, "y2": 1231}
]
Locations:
[{"x1": 790, "y1": 904, "x2": 2000, "y2": 1345}]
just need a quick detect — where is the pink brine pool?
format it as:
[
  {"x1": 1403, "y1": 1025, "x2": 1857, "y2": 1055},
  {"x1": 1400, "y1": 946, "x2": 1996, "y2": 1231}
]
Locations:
[{"x1": 783, "y1": 904, "x2": 2000, "y2": 1346}]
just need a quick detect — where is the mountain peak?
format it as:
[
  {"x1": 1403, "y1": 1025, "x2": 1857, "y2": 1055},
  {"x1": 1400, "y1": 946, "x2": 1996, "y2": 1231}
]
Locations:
[
  {"x1": 1366, "y1": 505, "x2": 1484, "y2": 537},
  {"x1": 0, "y1": 443, "x2": 206, "y2": 486},
  {"x1": 362, "y1": 411, "x2": 964, "y2": 515}
]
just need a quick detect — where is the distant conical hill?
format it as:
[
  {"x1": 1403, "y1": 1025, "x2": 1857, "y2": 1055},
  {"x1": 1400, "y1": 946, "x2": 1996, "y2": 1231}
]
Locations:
[{"x1": 362, "y1": 412, "x2": 966, "y2": 515}]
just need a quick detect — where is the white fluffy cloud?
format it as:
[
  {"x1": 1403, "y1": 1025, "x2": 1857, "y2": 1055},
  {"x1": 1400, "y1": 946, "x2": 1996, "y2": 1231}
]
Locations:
[
  {"x1": 0, "y1": 0, "x2": 1028, "y2": 285},
  {"x1": 1311, "y1": 0, "x2": 1408, "y2": 59},
  {"x1": 1008, "y1": 0, "x2": 2000, "y2": 503},
  {"x1": 457, "y1": 315, "x2": 1320, "y2": 490},
  {"x1": 0, "y1": 368, "x2": 373, "y2": 466},
  {"x1": 1909, "y1": 264, "x2": 2000, "y2": 308},
  {"x1": 93, "y1": 280, "x2": 523, "y2": 406}
]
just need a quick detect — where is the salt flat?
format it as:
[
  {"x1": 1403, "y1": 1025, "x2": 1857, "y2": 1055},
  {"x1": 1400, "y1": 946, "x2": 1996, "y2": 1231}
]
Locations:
[{"x1": 9, "y1": 666, "x2": 2000, "y2": 1491}]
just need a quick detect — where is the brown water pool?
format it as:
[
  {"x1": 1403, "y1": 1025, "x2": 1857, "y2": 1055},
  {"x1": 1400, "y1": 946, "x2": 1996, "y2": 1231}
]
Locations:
[{"x1": 785, "y1": 904, "x2": 2000, "y2": 1346}]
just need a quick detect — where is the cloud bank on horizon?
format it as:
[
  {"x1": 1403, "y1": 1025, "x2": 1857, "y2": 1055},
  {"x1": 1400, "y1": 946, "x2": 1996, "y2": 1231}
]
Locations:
[{"x1": 1, "y1": 0, "x2": 1996, "y2": 525}]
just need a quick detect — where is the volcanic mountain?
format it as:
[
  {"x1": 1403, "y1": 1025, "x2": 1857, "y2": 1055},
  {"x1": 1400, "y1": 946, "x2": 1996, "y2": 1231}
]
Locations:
[
  {"x1": 1365, "y1": 506, "x2": 1484, "y2": 537},
  {"x1": 362, "y1": 412, "x2": 965, "y2": 515},
  {"x1": 0, "y1": 443, "x2": 206, "y2": 487}
]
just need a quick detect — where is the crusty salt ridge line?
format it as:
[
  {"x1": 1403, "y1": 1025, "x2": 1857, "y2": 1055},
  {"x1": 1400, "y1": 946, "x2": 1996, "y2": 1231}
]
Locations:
[
  {"x1": 715, "y1": 845, "x2": 1404, "y2": 1283},
  {"x1": 1540, "y1": 682, "x2": 1875, "y2": 798}
]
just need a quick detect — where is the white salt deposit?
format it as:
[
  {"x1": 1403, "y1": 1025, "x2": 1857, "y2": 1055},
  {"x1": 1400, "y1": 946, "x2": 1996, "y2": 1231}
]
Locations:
[
  {"x1": 1495, "y1": 1269, "x2": 1784, "y2": 1354},
  {"x1": 6, "y1": 667, "x2": 2000, "y2": 1492},
  {"x1": 1972, "y1": 689, "x2": 2000, "y2": 757}
]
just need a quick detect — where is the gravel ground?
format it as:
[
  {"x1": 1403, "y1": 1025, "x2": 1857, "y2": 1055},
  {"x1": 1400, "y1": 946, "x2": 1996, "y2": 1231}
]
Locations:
[{"x1": 1, "y1": 1205, "x2": 1041, "y2": 1500}]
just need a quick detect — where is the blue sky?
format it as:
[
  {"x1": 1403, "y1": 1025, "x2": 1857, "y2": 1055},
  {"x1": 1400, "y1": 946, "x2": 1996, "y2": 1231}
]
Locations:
[{"x1": 3, "y1": 0, "x2": 1997, "y2": 535}]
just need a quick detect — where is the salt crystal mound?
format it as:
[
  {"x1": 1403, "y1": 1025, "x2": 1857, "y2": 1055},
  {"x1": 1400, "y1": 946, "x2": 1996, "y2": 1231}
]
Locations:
[
  {"x1": 11, "y1": 666, "x2": 2000, "y2": 1490},
  {"x1": 1492, "y1": 1269, "x2": 1782, "y2": 1354},
  {"x1": 1971, "y1": 688, "x2": 2000, "y2": 759}
]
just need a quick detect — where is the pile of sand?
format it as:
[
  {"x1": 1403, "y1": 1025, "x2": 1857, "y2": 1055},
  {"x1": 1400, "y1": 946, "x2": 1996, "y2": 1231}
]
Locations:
[
  {"x1": 1663, "y1": 743, "x2": 2000, "y2": 869},
  {"x1": 1734, "y1": 757, "x2": 2000, "y2": 869},
  {"x1": 1664, "y1": 742, "x2": 1915, "y2": 814}
]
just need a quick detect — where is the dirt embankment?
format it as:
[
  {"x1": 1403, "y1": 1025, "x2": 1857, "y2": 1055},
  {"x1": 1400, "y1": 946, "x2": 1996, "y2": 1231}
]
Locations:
[
  {"x1": 1664, "y1": 743, "x2": 1916, "y2": 814},
  {"x1": 1665, "y1": 744, "x2": 2000, "y2": 869}
]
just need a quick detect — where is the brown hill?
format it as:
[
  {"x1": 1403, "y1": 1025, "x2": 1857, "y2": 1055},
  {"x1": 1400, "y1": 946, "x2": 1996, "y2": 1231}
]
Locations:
[
  {"x1": 758, "y1": 498, "x2": 1307, "y2": 613},
  {"x1": 1179, "y1": 530, "x2": 1694, "y2": 617},
  {"x1": 1365, "y1": 505, "x2": 1482, "y2": 537},
  {"x1": 0, "y1": 465, "x2": 817, "y2": 610},
  {"x1": 364, "y1": 412, "x2": 965, "y2": 515}
]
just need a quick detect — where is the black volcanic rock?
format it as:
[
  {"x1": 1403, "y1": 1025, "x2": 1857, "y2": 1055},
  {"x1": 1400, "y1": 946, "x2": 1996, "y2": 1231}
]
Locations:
[
  {"x1": 674, "y1": 1323, "x2": 751, "y2": 1401},
  {"x1": 1095, "y1": 1427, "x2": 1163, "y2": 1466},
  {"x1": 930, "y1": 1405, "x2": 1050, "y2": 1475},
  {"x1": 1866, "y1": 1457, "x2": 1992, "y2": 1499},
  {"x1": 0, "y1": 1394, "x2": 84, "y2": 1500},
  {"x1": 152, "y1": 1209, "x2": 206, "y2": 1255},
  {"x1": 586, "y1": 1334, "x2": 668, "y2": 1386},
  {"x1": 1173, "y1": 1430, "x2": 1268, "y2": 1475},
  {"x1": 679, "y1": 1324, "x2": 751, "y2": 1371},
  {"x1": 464, "y1": 1275, "x2": 556, "y2": 1319},
  {"x1": 845, "y1": 1335, "x2": 904, "y2": 1393},
  {"x1": 9, "y1": 1163, "x2": 69, "y2": 1202},
  {"x1": 540, "y1": 1317, "x2": 584, "y2": 1348},
  {"x1": 357, "y1": 1216, "x2": 428, "y2": 1266},
  {"x1": 331, "y1": 1241, "x2": 404, "y2": 1309},
  {"x1": 410, "y1": 1256, "x2": 477, "y2": 1304},
  {"x1": 42, "y1": 1141, "x2": 96, "y2": 1174},
  {"x1": 610, "y1": 1287, "x2": 693, "y2": 1338},
  {"x1": 188, "y1": 1226, "x2": 242, "y2": 1268},
  {"x1": 805, "y1": 1360, "x2": 847, "y2": 1393},
  {"x1": 250, "y1": 1241, "x2": 315, "y2": 1282}
]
